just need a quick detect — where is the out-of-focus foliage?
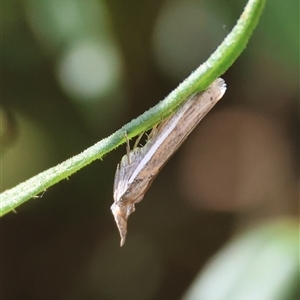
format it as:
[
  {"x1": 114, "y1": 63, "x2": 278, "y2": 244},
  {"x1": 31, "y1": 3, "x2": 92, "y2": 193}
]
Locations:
[{"x1": 182, "y1": 219, "x2": 299, "y2": 300}]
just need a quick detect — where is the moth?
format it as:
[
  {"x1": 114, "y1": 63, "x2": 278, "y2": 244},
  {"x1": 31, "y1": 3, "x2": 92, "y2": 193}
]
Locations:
[{"x1": 111, "y1": 78, "x2": 227, "y2": 246}]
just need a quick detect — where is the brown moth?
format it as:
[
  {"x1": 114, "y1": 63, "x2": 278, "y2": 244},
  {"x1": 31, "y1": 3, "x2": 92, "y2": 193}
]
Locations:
[{"x1": 111, "y1": 78, "x2": 227, "y2": 246}]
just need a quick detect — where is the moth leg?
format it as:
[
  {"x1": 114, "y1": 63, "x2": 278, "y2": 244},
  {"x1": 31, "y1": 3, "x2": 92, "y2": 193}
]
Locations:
[
  {"x1": 124, "y1": 131, "x2": 131, "y2": 164},
  {"x1": 147, "y1": 123, "x2": 158, "y2": 140},
  {"x1": 133, "y1": 132, "x2": 144, "y2": 149}
]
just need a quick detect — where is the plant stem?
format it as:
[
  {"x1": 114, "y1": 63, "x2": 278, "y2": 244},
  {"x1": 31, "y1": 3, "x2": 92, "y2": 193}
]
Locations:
[{"x1": 0, "y1": 0, "x2": 266, "y2": 216}]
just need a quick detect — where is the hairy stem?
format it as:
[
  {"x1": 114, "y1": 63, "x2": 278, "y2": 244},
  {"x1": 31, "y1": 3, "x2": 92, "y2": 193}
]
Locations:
[{"x1": 0, "y1": 0, "x2": 266, "y2": 216}]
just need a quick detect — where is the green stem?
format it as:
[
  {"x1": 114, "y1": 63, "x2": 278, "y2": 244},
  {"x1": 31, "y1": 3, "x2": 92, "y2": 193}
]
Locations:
[{"x1": 0, "y1": 0, "x2": 266, "y2": 216}]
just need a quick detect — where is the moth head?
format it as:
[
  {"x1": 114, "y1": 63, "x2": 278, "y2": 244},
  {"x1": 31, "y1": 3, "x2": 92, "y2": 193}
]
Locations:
[{"x1": 110, "y1": 202, "x2": 136, "y2": 246}]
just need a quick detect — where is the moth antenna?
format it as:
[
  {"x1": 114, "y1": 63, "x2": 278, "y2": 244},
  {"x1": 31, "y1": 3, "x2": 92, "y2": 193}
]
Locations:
[{"x1": 157, "y1": 115, "x2": 171, "y2": 131}]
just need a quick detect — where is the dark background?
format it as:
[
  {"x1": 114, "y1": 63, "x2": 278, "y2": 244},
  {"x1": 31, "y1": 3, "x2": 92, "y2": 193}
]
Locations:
[{"x1": 2, "y1": 0, "x2": 299, "y2": 299}]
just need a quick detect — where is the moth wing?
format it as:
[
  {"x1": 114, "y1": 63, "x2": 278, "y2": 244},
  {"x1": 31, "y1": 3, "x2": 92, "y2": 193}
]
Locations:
[
  {"x1": 113, "y1": 145, "x2": 149, "y2": 203},
  {"x1": 113, "y1": 157, "x2": 131, "y2": 202}
]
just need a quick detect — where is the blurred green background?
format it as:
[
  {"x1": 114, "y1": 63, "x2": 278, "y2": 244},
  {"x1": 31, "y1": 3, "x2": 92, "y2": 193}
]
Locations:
[{"x1": 1, "y1": 0, "x2": 299, "y2": 299}]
